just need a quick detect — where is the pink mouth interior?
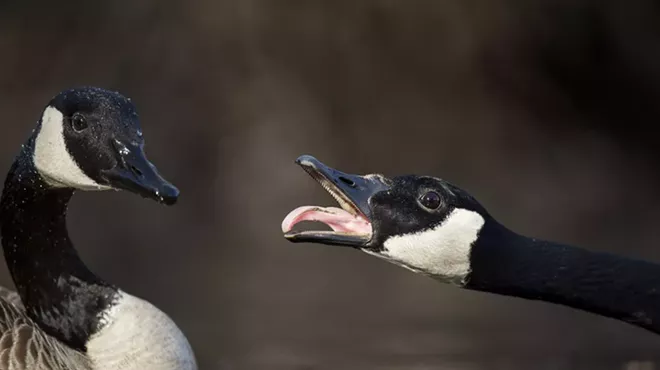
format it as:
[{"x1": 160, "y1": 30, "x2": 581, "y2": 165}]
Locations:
[{"x1": 282, "y1": 206, "x2": 372, "y2": 235}]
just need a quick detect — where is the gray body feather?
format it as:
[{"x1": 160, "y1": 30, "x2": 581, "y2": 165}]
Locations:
[
  {"x1": 0, "y1": 288, "x2": 22, "y2": 310},
  {"x1": 0, "y1": 287, "x2": 92, "y2": 370}
]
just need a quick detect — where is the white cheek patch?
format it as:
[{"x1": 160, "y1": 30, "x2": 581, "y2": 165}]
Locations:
[
  {"x1": 376, "y1": 208, "x2": 485, "y2": 285},
  {"x1": 33, "y1": 106, "x2": 109, "y2": 190}
]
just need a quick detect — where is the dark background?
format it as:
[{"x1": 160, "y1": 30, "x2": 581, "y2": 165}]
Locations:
[{"x1": 1, "y1": 1, "x2": 660, "y2": 369}]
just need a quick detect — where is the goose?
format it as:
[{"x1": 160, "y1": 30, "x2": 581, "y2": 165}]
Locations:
[
  {"x1": 282, "y1": 154, "x2": 660, "y2": 336},
  {"x1": 0, "y1": 87, "x2": 197, "y2": 369}
]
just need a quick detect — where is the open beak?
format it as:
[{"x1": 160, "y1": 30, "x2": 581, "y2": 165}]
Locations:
[
  {"x1": 282, "y1": 155, "x2": 390, "y2": 247},
  {"x1": 100, "y1": 139, "x2": 179, "y2": 205}
]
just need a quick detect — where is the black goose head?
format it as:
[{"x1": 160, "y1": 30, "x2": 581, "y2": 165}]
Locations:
[
  {"x1": 282, "y1": 155, "x2": 491, "y2": 281},
  {"x1": 31, "y1": 87, "x2": 179, "y2": 205}
]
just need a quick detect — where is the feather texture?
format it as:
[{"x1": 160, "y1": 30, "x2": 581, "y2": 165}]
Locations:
[
  {"x1": 0, "y1": 288, "x2": 22, "y2": 310},
  {"x1": 0, "y1": 287, "x2": 92, "y2": 369}
]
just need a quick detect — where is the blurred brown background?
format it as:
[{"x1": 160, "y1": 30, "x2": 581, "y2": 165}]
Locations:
[{"x1": 2, "y1": 1, "x2": 660, "y2": 369}]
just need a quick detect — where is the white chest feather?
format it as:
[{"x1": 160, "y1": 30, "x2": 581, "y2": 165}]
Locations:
[
  {"x1": 86, "y1": 291, "x2": 197, "y2": 370},
  {"x1": 374, "y1": 208, "x2": 485, "y2": 285},
  {"x1": 33, "y1": 106, "x2": 109, "y2": 190}
]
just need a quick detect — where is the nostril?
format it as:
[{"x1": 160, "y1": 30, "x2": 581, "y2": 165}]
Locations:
[
  {"x1": 339, "y1": 176, "x2": 356, "y2": 187},
  {"x1": 130, "y1": 165, "x2": 143, "y2": 178}
]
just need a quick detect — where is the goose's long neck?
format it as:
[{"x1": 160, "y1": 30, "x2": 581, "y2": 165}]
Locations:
[
  {"x1": 0, "y1": 142, "x2": 116, "y2": 351},
  {"x1": 466, "y1": 221, "x2": 660, "y2": 334}
]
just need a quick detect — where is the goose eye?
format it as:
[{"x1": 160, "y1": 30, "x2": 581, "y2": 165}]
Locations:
[
  {"x1": 420, "y1": 191, "x2": 441, "y2": 210},
  {"x1": 71, "y1": 113, "x2": 88, "y2": 132}
]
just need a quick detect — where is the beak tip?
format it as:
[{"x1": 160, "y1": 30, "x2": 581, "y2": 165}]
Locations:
[
  {"x1": 159, "y1": 184, "x2": 180, "y2": 206},
  {"x1": 295, "y1": 154, "x2": 319, "y2": 168}
]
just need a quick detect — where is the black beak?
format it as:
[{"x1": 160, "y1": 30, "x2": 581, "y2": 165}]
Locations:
[
  {"x1": 295, "y1": 155, "x2": 389, "y2": 220},
  {"x1": 100, "y1": 139, "x2": 179, "y2": 205},
  {"x1": 284, "y1": 155, "x2": 390, "y2": 246}
]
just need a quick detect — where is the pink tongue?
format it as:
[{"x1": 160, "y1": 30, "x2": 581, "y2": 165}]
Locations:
[{"x1": 282, "y1": 206, "x2": 372, "y2": 234}]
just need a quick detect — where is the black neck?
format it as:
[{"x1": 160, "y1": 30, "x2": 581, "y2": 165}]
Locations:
[
  {"x1": 0, "y1": 138, "x2": 116, "y2": 351},
  {"x1": 466, "y1": 220, "x2": 660, "y2": 335}
]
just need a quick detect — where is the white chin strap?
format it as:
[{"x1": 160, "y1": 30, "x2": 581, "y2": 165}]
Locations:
[
  {"x1": 375, "y1": 208, "x2": 485, "y2": 285},
  {"x1": 33, "y1": 106, "x2": 110, "y2": 190}
]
